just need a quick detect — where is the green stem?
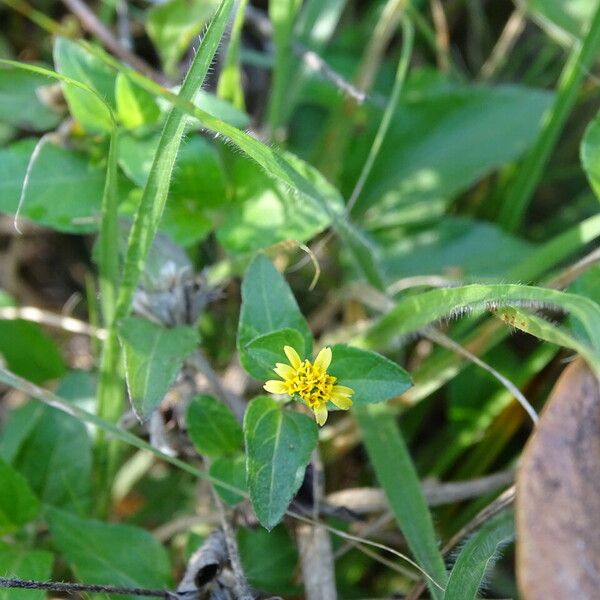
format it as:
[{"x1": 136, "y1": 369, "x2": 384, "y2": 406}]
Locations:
[
  {"x1": 498, "y1": 4, "x2": 600, "y2": 232},
  {"x1": 347, "y1": 15, "x2": 414, "y2": 211}
]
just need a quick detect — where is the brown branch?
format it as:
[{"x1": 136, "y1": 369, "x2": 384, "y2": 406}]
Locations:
[{"x1": 326, "y1": 469, "x2": 515, "y2": 513}]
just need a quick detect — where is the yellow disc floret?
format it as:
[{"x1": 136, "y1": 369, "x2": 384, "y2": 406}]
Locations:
[{"x1": 264, "y1": 345, "x2": 354, "y2": 426}]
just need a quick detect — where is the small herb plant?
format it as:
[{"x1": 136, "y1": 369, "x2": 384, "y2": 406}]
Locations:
[{"x1": 1, "y1": 0, "x2": 600, "y2": 598}]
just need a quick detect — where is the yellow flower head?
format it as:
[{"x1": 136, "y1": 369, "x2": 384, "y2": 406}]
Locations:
[{"x1": 264, "y1": 345, "x2": 354, "y2": 426}]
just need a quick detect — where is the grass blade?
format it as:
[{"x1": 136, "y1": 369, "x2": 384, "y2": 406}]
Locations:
[
  {"x1": 114, "y1": 0, "x2": 235, "y2": 323},
  {"x1": 347, "y1": 15, "x2": 414, "y2": 210},
  {"x1": 497, "y1": 4, "x2": 600, "y2": 231},
  {"x1": 444, "y1": 510, "x2": 514, "y2": 600},
  {"x1": 363, "y1": 284, "x2": 600, "y2": 355},
  {"x1": 356, "y1": 405, "x2": 447, "y2": 599},
  {"x1": 267, "y1": 0, "x2": 303, "y2": 134}
]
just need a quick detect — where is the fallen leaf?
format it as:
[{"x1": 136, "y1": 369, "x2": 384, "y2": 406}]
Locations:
[{"x1": 516, "y1": 359, "x2": 600, "y2": 598}]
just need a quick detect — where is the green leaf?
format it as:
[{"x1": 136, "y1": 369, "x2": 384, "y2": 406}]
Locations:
[
  {"x1": 210, "y1": 454, "x2": 247, "y2": 505},
  {"x1": 379, "y1": 217, "x2": 533, "y2": 281},
  {"x1": 216, "y1": 153, "x2": 341, "y2": 254},
  {"x1": 238, "y1": 254, "x2": 312, "y2": 378},
  {"x1": 444, "y1": 510, "x2": 514, "y2": 600},
  {"x1": 267, "y1": 0, "x2": 303, "y2": 131},
  {"x1": 0, "y1": 139, "x2": 106, "y2": 233},
  {"x1": 147, "y1": 0, "x2": 219, "y2": 75},
  {"x1": 46, "y1": 507, "x2": 171, "y2": 596},
  {"x1": 120, "y1": 135, "x2": 227, "y2": 246},
  {"x1": 0, "y1": 544, "x2": 53, "y2": 600},
  {"x1": 115, "y1": 72, "x2": 160, "y2": 129},
  {"x1": 73, "y1": 43, "x2": 383, "y2": 287},
  {"x1": 345, "y1": 85, "x2": 553, "y2": 221},
  {"x1": 14, "y1": 404, "x2": 92, "y2": 514},
  {"x1": 581, "y1": 108, "x2": 600, "y2": 200},
  {"x1": 496, "y1": 306, "x2": 600, "y2": 375},
  {"x1": 328, "y1": 345, "x2": 412, "y2": 406},
  {"x1": 118, "y1": 317, "x2": 198, "y2": 419},
  {"x1": 0, "y1": 67, "x2": 62, "y2": 131},
  {"x1": 356, "y1": 406, "x2": 447, "y2": 599},
  {"x1": 53, "y1": 36, "x2": 115, "y2": 132},
  {"x1": 113, "y1": 0, "x2": 235, "y2": 324},
  {"x1": 216, "y1": 0, "x2": 247, "y2": 109},
  {"x1": 244, "y1": 396, "x2": 318, "y2": 529},
  {"x1": 0, "y1": 401, "x2": 44, "y2": 463},
  {"x1": 237, "y1": 525, "x2": 300, "y2": 594},
  {"x1": 244, "y1": 328, "x2": 306, "y2": 381},
  {"x1": 0, "y1": 319, "x2": 65, "y2": 383},
  {"x1": 0, "y1": 457, "x2": 40, "y2": 534},
  {"x1": 187, "y1": 394, "x2": 243, "y2": 457},
  {"x1": 364, "y1": 284, "x2": 600, "y2": 356}
]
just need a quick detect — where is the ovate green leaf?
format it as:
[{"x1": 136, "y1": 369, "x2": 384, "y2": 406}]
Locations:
[
  {"x1": 0, "y1": 139, "x2": 106, "y2": 233},
  {"x1": 47, "y1": 508, "x2": 171, "y2": 596},
  {"x1": 244, "y1": 396, "x2": 318, "y2": 529},
  {"x1": 238, "y1": 254, "x2": 312, "y2": 377},
  {"x1": 118, "y1": 317, "x2": 198, "y2": 419},
  {"x1": 0, "y1": 68, "x2": 63, "y2": 131},
  {"x1": 0, "y1": 319, "x2": 65, "y2": 383},
  {"x1": 14, "y1": 404, "x2": 92, "y2": 514},
  {"x1": 115, "y1": 72, "x2": 160, "y2": 129},
  {"x1": 210, "y1": 454, "x2": 247, "y2": 505},
  {"x1": 53, "y1": 37, "x2": 115, "y2": 132},
  {"x1": 244, "y1": 328, "x2": 306, "y2": 381},
  {"x1": 0, "y1": 544, "x2": 53, "y2": 600},
  {"x1": 187, "y1": 394, "x2": 243, "y2": 457},
  {"x1": 329, "y1": 345, "x2": 412, "y2": 406},
  {"x1": 0, "y1": 457, "x2": 40, "y2": 534}
]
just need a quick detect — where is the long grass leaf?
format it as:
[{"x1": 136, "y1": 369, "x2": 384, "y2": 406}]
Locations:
[
  {"x1": 444, "y1": 510, "x2": 514, "y2": 600},
  {"x1": 497, "y1": 4, "x2": 600, "y2": 231},
  {"x1": 356, "y1": 405, "x2": 447, "y2": 599},
  {"x1": 114, "y1": 0, "x2": 235, "y2": 322},
  {"x1": 347, "y1": 15, "x2": 414, "y2": 210},
  {"x1": 363, "y1": 284, "x2": 600, "y2": 354}
]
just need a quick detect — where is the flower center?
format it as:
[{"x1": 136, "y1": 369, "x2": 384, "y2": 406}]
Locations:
[{"x1": 288, "y1": 360, "x2": 337, "y2": 408}]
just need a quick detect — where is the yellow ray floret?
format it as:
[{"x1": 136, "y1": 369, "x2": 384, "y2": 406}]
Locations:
[{"x1": 263, "y1": 345, "x2": 354, "y2": 426}]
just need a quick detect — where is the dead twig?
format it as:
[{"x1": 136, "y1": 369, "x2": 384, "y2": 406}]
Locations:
[
  {"x1": 244, "y1": 5, "x2": 384, "y2": 107},
  {"x1": 295, "y1": 452, "x2": 337, "y2": 600},
  {"x1": 326, "y1": 469, "x2": 515, "y2": 514}
]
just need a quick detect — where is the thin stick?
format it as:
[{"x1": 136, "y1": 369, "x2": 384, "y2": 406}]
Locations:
[
  {"x1": 0, "y1": 577, "x2": 170, "y2": 598},
  {"x1": 244, "y1": 5, "x2": 381, "y2": 106},
  {"x1": 60, "y1": 0, "x2": 168, "y2": 84},
  {"x1": 430, "y1": 0, "x2": 450, "y2": 72},
  {"x1": 212, "y1": 492, "x2": 254, "y2": 600},
  {"x1": 13, "y1": 133, "x2": 52, "y2": 234},
  {"x1": 326, "y1": 469, "x2": 515, "y2": 514},
  {"x1": 0, "y1": 305, "x2": 107, "y2": 339},
  {"x1": 187, "y1": 349, "x2": 246, "y2": 422},
  {"x1": 424, "y1": 328, "x2": 539, "y2": 425},
  {"x1": 479, "y1": 9, "x2": 526, "y2": 80}
]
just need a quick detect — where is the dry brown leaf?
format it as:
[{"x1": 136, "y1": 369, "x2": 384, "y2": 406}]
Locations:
[{"x1": 516, "y1": 359, "x2": 600, "y2": 599}]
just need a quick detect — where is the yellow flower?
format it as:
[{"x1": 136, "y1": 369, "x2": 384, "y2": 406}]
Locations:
[{"x1": 264, "y1": 345, "x2": 354, "y2": 426}]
